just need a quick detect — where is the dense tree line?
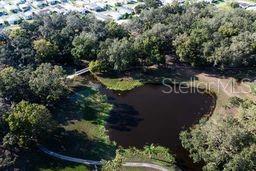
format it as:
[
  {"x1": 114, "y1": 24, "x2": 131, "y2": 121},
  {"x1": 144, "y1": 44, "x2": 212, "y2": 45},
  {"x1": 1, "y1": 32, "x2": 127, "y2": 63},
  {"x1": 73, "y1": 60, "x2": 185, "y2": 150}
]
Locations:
[
  {"x1": 0, "y1": 64, "x2": 67, "y2": 104},
  {"x1": 129, "y1": 2, "x2": 256, "y2": 67},
  {"x1": 180, "y1": 98, "x2": 256, "y2": 170},
  {"x1": 0, "y1": 13, "x2": 128, "y2": 67},
  {"x1": 2, "y1": 3, "x2": 256, "y2": 72}
]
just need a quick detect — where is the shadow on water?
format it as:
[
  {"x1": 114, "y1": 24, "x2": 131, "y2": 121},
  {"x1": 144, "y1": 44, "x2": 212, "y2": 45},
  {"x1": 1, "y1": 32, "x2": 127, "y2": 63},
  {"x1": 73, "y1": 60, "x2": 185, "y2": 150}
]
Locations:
[{"x1": 107, "y1": 103, "x2": 143, "y2": 131}]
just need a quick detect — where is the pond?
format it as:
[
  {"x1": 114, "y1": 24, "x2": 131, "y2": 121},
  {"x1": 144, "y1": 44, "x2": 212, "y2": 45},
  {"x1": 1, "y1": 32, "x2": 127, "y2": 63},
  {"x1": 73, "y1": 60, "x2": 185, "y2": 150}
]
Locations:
[{"x1": 101, "y1": 84, "x2": 215, "y2": 171}]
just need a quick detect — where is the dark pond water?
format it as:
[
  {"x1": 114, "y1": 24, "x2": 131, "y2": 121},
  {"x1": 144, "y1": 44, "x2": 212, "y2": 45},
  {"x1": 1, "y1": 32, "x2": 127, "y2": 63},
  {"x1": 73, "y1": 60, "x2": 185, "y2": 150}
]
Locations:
[{"x1": 102, "y1": 84, "x2": 215, "y2": 171}]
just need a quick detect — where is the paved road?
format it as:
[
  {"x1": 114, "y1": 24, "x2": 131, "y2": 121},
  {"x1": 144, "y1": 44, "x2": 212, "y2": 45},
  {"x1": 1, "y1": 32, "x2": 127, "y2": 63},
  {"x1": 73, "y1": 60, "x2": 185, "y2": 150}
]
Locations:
[{"x1": 39, "y1": 146, "x2": 170, "y2": 171}]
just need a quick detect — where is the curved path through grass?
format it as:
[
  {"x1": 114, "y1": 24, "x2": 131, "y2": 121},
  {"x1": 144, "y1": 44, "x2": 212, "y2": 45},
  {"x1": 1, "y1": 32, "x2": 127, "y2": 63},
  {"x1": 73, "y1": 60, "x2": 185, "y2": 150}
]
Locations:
[{"x1": 39, "y1": 146, "x2": 170, "y2": 171}]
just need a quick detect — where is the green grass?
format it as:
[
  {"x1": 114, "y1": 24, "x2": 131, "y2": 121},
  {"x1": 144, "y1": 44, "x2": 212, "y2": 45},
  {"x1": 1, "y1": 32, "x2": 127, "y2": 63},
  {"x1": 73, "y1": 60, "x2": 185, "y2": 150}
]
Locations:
[
  {"x1": 216, "y1": 2, "x2": 233, "y2": 11},
  {"x1": 63, "y1": 120, "x2": 107, "y2": 140},
  {"x1": 250, "y1": 82, "x2": 256, "y2": 95},
  {"x1": 40, "y1": 165, "x2": 89, "y2": 171},
  {"x1": 97, "y1": 76, "x2": 143, "y2": 91},
  {"x1": 102, "y1": 145, "x2": 177, "y2": 170},
  {"x1": 45, "y1": 87, "x2": 116, "y2": 160},
  {"x1": 14, "y1": 150, "x2": 92, "y2": 171},
  {"x1": 20, "y1": 87, "x2": 116, "y2": 170}
]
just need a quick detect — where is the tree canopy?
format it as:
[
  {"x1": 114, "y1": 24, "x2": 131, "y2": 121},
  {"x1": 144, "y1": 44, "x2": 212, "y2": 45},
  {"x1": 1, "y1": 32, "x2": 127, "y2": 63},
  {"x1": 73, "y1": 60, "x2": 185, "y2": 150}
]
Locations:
[
  {"x1": 0, "y1": 67, "x2": 31, "y2": 102},
  {"x1": 180, "y1": 98, "x2": 256, "y2": 170},
  {"x1": 4, "y1": 101, "x2": 55, "y2": 148},
  {"x1": 33, "y1": 39, "x2": 58, "y2": 62},
  {"x1": 29, "y1": 63, "x2": 67, "y2": 104}
]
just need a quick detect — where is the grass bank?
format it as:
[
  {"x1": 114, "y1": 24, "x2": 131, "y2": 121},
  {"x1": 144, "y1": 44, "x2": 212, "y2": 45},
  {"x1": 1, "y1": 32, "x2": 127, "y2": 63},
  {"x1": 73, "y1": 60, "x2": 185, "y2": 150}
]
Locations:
[
  {"x1": 103, "y1": 145, "x2": 177, "y2": 171},
  {"x1": 19, "y1": 87, "x2": 115, "y2": 171},
  {"x1": 40, "y1": 164, "x2": 89, "y2": 171},
  {"x1": 96, "y1": 76, "x2": 143, "y2": 91}
]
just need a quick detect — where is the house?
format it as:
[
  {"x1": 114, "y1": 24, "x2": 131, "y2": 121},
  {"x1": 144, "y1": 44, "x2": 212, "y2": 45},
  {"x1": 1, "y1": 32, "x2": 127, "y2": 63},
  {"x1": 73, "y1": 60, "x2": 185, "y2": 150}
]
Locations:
[
  {"x1": 7, "y1": 16, "x2": 21, "y2": 25},
  {"x1": 33, "y1": 1, "x2": 48, "y2": 9},
  {"x1": 89, "y1": 3, "x2": 105, "y2": 12},
  {"x1": 126, "y1": 0, "x2": 137, "y2": 4},
  {"x1": 13, "y1": 0, "x2": 26, "y2": 5},
  {"x1": 23, "y1": 11, "x2": 34, "y2": 20},
  {"x1": 0, "y1": 33, "x2": 7, "y2": 45},
  {"x1": 52, "y1": 4, "x2": 65, "y2": 13},
  {"x1": 203, "y1": 0, "x2": 213, "y2": 3},
  {"x1": 5, "y1": 5, "x2": 20, "y2": 13},
  {"x1": 76, "y1": 7, "x2": 89, "y2": 14},
  {"x1": 0, "y1": 10, "x2": 8, "y2": 16},
  {"x1": 238, "y1": 2, "x2": 251, "y2": 9},
  {"x1": 61, "y1": 3, "x2": 80, "y2": 13},
  {"x1": 82, "y1": 0, "x2": 90, "y2": 4},
  {"x1": 96, "y1": 3, "x2": 107, "y2": 9},
  {"x1": 246, "y1": 5, "x2": 256, "y2": 10},
  {"x1": 161, "y1": 0, "x2": 174, "y2": 5},
  {"x1": 47, "y1": 0, "x2": 59, "y2": 5},
  {"x1": 0, "y1": 19, "x2": 4, "y2": 28},
  {"x1": 108, "y1": 11, "x2": 122, "y2": 20},
  {"x1": 75, "y1": 0, "x2": 87, "y2": 7},
  {"x1": 118, "y1": 7, "x2": 133, "y2": 15},
  {"x1": 0, "y1": 1, "x2": 8, "y2": 9},
  {"x1": 19, "y1": 4, "x2": 31, "y2": 12},
  {"x1": 39, "y1": 8, "x2": 51, "y2": 14}
]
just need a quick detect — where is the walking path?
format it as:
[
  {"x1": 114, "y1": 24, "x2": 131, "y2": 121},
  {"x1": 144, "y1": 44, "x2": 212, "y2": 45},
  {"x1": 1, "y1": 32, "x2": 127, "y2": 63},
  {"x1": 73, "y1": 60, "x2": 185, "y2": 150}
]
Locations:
[
  {"x1": 39, "y1": 146, "x2": 101, "y2": 165},
  {"x1": 39, "y1": 146, "x2": 170, "y2": 171}
]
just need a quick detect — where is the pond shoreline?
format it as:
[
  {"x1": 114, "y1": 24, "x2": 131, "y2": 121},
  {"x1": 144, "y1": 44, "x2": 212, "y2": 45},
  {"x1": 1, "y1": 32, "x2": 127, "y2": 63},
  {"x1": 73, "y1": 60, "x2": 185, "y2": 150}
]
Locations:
[
  {"x1": 65, "y1": 65, "x2": 252, "y2": 170},
  {"x1": 100, "y1": 83, "x2": 216, "y2": 171}
]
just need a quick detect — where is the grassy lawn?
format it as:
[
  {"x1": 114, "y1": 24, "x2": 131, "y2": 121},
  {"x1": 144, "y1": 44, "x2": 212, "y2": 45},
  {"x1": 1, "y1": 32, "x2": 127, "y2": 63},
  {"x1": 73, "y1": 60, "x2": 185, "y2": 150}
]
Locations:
[
  {"x1": 96, "y1": 76, "x2": 143, "y2": 91},
  {"x1": 40, "y1": 165, "x2": 89, "y2": 171},
  {"x1": 44, "y1": 87, "x2": 116, "y2": 160},
  {"x1": 216, "y1": 1, "x2": 234, "y2": 11},
  {"x1": 15, "y1": 150, "x2": 91, "y2": 171},
  {"x1": 93, "y1": 66, "x2": 195, "y2": 91},
  {"x1": 61, "y1": 87, "x2": 113, "y2": 140},
  {"x1": 17, "y1": 87, "x2": 116, "y2": 170}
]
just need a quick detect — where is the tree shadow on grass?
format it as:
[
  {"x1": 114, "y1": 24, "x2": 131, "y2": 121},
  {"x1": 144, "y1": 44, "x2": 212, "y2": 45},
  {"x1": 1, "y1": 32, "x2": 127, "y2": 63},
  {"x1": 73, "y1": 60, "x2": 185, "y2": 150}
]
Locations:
[
  {"x1": 15, "y1": 150, "x2": 93, "y2": 171},
  {"x1": 33, "y1": 86, "x2": 118, "y2": 168},
  {"x1": 42, "y1": 128, "x2": 116, "y2": 161},
  {"x1": 53, "y1": 87, "x2": 110, "y2": 126}
]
